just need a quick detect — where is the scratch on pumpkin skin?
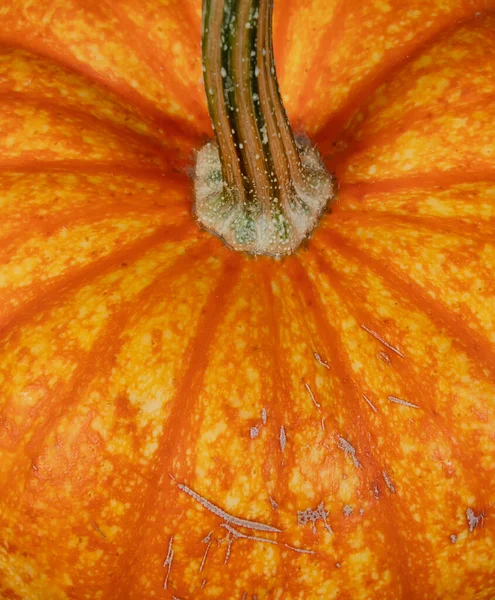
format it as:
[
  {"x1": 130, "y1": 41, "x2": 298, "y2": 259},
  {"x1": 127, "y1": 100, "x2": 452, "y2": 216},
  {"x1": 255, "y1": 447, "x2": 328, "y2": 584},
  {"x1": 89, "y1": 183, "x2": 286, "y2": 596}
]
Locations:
[
  {"x1": 314, "y1": 351, "x2": 330, "y2": 369},
  {"x1": 378, "y1": 351, "x2": 391, "y2": 364},
  {"x1": 305, "y1": 381, "x2": 321, "y2": 410},
  {"x1": 221, "y1": 523, "x2": 315, "y2": 557},
  {"x1": 388, "y1": 395, "x2": 420, "y2": 409},
  {"x1": 360, "y1": 324, "x2": 405, "y2": 358},
  {"x1": 279, "y1": 425, "x2": 287, "y2": 463},
  {"x1": 163, "y1": 536, "x2": 174, "y2": 589},
  {"x1": 362, "y1": 393, "x2": 379, "y2": 413},
  {"x1": 200, "y1": 533, "x2": 213, "y2": 573},
  {"x1": 92, "y1": 521, "x2": 107, "y2": 539},
  {"x1": 201, "y1": 579, "x2": 207, "y2": 589},
  {"x1": 336, "y1": 435, "x2": 362, "y2": 469},
  {"x1": 177, "y1": 483, "x2": 283, "y2": 532},
  {"x1": 261, "y1": 408, "x2": 267, "y2": 425},
  {"x1": 382, "y1": 470, "x2": 397, "y2": 494}
]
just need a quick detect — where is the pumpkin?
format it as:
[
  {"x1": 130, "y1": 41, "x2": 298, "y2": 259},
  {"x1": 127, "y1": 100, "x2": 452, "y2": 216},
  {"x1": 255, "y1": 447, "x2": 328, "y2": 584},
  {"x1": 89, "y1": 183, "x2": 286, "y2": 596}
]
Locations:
[{"x1": 0, "y1": 0, "x2": 494, "y2": 597}]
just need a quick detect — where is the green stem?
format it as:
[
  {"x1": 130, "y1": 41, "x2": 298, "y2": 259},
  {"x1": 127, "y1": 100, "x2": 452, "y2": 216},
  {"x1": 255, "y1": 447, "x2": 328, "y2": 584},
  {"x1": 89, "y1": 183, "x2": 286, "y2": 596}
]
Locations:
[{"x1": 195, "y1": 0, "x2": 335, "y2": 256}]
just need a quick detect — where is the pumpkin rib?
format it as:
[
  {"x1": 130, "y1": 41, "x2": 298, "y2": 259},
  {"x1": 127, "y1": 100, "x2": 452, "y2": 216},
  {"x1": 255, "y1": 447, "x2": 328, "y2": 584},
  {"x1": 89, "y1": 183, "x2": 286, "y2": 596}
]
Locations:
[
  {"x1": 96, "y1": 0, "x2": 209, "y2": 131},
  {"x1": 24, "y1": 246, "x2": 216, "y2": 464},
  {"x1": 0, "y1": 161, "x2": 187, "y2": 181},
  {"x1": 0, "y1": 90, "x2": 175, "y2": 154},
  {"x1": 319, "y1": 230, "x2": 495, "y2": 382},
  {"x1": 104, "y1": 256, "x2": 243, "y2": 600},
  {"x1": 295, "y1": 249, "x2": 495, "y2": 597},
  {"x1": 0, "y1": 220, "x2": 198, "y2": 338},
  {"x1": 0, "y1": 200, "x2": 187, "y2": 264},
  {"x1": 328, "y1": 211, "x2": 495, "y2": 243},
  {"x1": 313, "y1": 9, "x2": 494, "y2": 148},
  {"x1": 0, "y1": 237, "x2": 214, "y2": 490},
  {"x1": 0, "y1": 92, "x2": 177, "y2": 170},
  {"x1": 305, "y1": 247, "x2": 494, "y2": 495},
  {"x1": 338, "y1": 171, "x2": 495, "y2": 196},
  {"x1": 0, "y1": 37, "x2": 204, "y2": 143},
  {"x1": 286, "y1": 256, "x2": 415, "y2": 598}
]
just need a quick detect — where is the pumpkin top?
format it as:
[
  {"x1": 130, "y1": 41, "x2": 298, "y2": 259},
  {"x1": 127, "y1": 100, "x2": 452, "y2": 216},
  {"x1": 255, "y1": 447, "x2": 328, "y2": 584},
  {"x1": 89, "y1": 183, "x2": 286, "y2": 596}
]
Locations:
[{"x1": 0, "y1": 1, "x2": 494, "y2": 599}]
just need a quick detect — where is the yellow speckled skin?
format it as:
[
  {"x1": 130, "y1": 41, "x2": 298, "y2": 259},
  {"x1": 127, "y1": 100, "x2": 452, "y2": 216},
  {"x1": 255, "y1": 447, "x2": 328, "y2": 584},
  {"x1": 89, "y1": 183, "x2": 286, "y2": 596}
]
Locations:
[{"x1": 0, "y1": 1, "x2": 494, "y2": 599}]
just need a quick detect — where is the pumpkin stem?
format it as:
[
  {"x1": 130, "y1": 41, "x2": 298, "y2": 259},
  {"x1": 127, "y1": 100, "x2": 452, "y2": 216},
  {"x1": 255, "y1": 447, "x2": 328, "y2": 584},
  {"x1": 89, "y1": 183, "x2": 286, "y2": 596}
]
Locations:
[{"x1": 194, "y1": 0, "x2": 336, "y2": 256}]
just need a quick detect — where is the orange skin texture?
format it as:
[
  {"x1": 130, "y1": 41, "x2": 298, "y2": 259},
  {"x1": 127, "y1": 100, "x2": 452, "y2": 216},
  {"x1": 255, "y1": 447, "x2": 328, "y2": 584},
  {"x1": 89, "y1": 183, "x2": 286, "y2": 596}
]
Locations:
[{"x1": 0, "y1": 1, "x2": 495, "y2": 598}]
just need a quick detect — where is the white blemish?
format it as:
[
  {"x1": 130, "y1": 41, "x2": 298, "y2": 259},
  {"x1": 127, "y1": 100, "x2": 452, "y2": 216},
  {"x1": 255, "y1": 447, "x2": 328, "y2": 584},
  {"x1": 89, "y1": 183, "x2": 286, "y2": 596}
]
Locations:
[
  {"x1": 343, "y1": 505, "x2": 353, "y2": 517},
  {"x1": 177, "y1": 483, "x2": 283, "y2": 533},
  {"x1": 359, "y1": 508, "x2": 365, "y2": 515},
  {"x1": 298, "y1": 502, "x2": 333, "y2": 534},
  {"x1": 200, "y1": 537, "x2": 212, "y2": 573},
  {"x1": 336, "y1": 562, "x2": 341, "y2": 568},
  {"x1": 382, "y1": 470, "x2": 396, "y2": 494},
  {"x1": 284, "y1": 543, "x2": 315, "y2": 555},
  {"x1": 305, "y1": 382, "x2": 321, "y2": 410},
  {"x1": 280, "y1": 426, "x2": 287, "y2": 454},
  {"x1": 163, "y1": 536, "x2": 174, "y2": 589},
  {"x1": 362, "y1": 394, "x2": 378, "y2": 413},
  {"x1": 269, "y1": 497, "x2": 278, "y2": 510},
  {"x1": 261, "y1": 408, "x2": 267, "y2": 425},
  {"x1": 224, "y1": 535, "x2": 234, "y2": 564},
  {"x1": 450, "y1": 534, "x2": 457, "y2": 544},
  {"x1": 361, "y1": 324, "x2": 405, "y2": 358},
  {"x1": 337, "y1": 436, "x2": 362, "y2": 469},
  {"x1": 250, "y1": 426, "x2": 259, "y2": 439},
  {"x1": 314, "y1": 352, "x2": 330, "y2": 369},
  {"x1": 373, "y1": 484, "x2": 380, "y2": 499},
  {"x1": 466, "y1": 508, "x2": 484, "y2": 533},
  {"x1": 388, "y1": 395, "x2": 420, "y2": 409}
]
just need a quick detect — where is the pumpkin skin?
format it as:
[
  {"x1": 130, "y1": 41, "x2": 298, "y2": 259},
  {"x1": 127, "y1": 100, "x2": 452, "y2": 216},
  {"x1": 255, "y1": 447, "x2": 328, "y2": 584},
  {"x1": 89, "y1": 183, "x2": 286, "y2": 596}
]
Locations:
[{"x1": 0, "y1": 0, "x2": 495, "y2": 598}]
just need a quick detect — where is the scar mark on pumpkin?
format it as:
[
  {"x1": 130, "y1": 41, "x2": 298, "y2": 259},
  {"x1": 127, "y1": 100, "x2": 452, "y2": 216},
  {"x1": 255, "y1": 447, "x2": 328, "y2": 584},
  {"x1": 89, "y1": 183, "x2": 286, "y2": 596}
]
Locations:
[
  {"x1": 284, "y1": 543, "x2": 316, "y2": 555},
  {"x1": 177, "y1": 483, "x2": 283, "y2": 533},
  {"x1": 382, "y1": 470, "x2": 396, "y2": 494},
  {"x1": 360, "y1": 324, "x2": 405, "y2": 357},
  {"x1": 201, "y1": 579, "x2": 207, "y2": 589},
  {"x1": 280, "y1": 426, "x2": 287, "y2": 459},
  {"x1": 362, "y1": 394, "x2": 378, "y2": 413},
  {"x1": 221, "y1": 523, "x2": 278, "y2": 546},
  {"x1": 305, "y1": 381, "x2": 321, "y2": 410},
  {"x1": 378, "y1": 351, "x2": 391, "y2": 364},
  {"x1": 221, "y1": 524, "x2": 315, "y2": 556},
  {"x1": 269, "y1": 497, "x2": 278, "y2": 510},
  {"x1": 466, "y1": 508, "x2": 485, "y2": 533},
  {"x1": 261, "y1": 408, "x2": 267, "y2": 425},
  {"x1": 388, "y1": 395, "x2": 420, "y2": 409},
  {"x1": 343, "y1": 505, "x2": 353, "y2": 517},
  {"x1": 250, "y1": 426, "x2": 259, "y2": 439},
  {"x1": 200, "y1": 533, "x2": 213, "y2": 573},
  {"x1": 314, "y1": 351, "x2": 330, "y2": 369},
  {"x1": 92, "y1": 521, "x2": 107, "y2": 539},
  {"x1": 163, "y1": 536, "x2": 174, "y2": 589},
  {"x1": 337, "y1": 436, "x2": 362, "y2": 469},
  {"x1": 298, "y1": 501, "x2": 333, "y2": 534}
]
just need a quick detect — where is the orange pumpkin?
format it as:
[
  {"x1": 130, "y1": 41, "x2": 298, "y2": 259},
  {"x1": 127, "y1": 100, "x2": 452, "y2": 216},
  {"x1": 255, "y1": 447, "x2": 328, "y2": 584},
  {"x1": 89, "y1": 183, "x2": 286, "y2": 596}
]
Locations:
[{"x1": 0, "y1": 0, "x2": 494, "y2": 598}]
